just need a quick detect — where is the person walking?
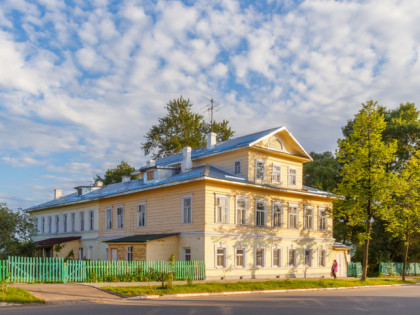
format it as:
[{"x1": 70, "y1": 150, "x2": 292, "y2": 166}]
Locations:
[{"x1": 331, "y1": 260, "x2": 338, "y2": 278}]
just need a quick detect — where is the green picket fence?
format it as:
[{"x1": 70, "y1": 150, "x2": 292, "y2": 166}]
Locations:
[
  {"x1": 379, "y1": 262, "x2": 420, "y2": 276},
  {"x1": 0, "y1": 257, "x2": 206, "y2": 283},
  {"x1": 347, "y1": 262, "x2": 362, "y2": 277}
]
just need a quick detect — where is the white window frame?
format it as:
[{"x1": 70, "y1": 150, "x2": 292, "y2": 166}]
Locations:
[
  {"x1": 234, "y1": 246, "x2": 246, "y2": 268},
  {"x1": 255, "y1": 199, "x2": 267, "y2": 227},
  {"x1": 235, "y1": 196, "x2": 248, "y2": 225},
  {"x1": 182, "y1": 195, "x2": 193, "y2": 224},
  {"x1": 34, "y1": 217, "x2": 39, "y2": 234},
  {"x1": 288, "y1": 247, "x2": 298, "y2": 267},
  {"x1": 54, "y1": 215, "x2": 59, "y2": 234},
  {"x1": 303, "y1": 205, "x2": 314, "y2": 230},
  {"x1": 89, "y1": 210, "x2": 94, "y2": 231},
  {"x1": 272, "y1": 163, "x2": 282, "y2": 184},
  {"x1": 318, "y1": 207, "x2": 328, "y2": 231},
  {"x1": 183, "y1": 247, "x2": 191, "y2": 261},
  {"x1": 234, "y1": 160, "x2": 241, "y2": 174},
  {"x1": 215, "y1": 194, "x2": 229, "y2": 224},
  {"x1": 79, "y1": 247, "x2": 84, "y2": 260},
  {"x1": 63, "y1": 214, "x2": 68, "y2": 233},
  {"x1": 272, "y1": 245, "x2": 282, "y2": 268},
  {"x1": 137, "y1": 202, "x2": 146, "y2": 228},
  {"x1": 319, "y1": 247, "x2": 327, "y2": 267},
  {"x1": 127, "y1": 246, "x2": 133, "y2": 262},
  {"x1": 41, "y1": 217, "x2": 45, "y2": 234},
  {"x1": 215, "y1": 244, "x2": 227, "y2": 268},
  {"x1": 254, "y1": 246, "x2": 266, "y2": 268},
  {"x1": 304, "y1": 248, "x2": 313, "y2": 267},
  {"x1": 105, "y1": 207, "x2": 112, "y2": 230},
  {"x1": 116, "y1": 205, "x2": 124, "y2": 229},
  {"x1": 288, "y1": 203, "x2": 299, "y2": 229},
  {"x1": 272, "y1": 201, "x2": 283, "y2": 227},
  {"x1": 288, "y1": 166, "x2": 297, "y2": 186},
  {"x1": 255, "y1": 159, "x2": 265, "y2": 181},
  {"x1": 71, "y1": 212, "x2": 76, "y2": 232},
  {"x1": 48, "y1": 216, "x2": 52, "y2": 234},
  {"x1": 79, "y1": 211, "x2": 85, "y2": 232}
]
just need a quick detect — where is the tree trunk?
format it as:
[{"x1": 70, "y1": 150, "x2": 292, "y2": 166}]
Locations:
[
  {"x1": 402, "y1": 241, "x2": 409, "y2": 281},
  {"x1": 361, "y1": 219, "x2": 372, "y2": 281}
]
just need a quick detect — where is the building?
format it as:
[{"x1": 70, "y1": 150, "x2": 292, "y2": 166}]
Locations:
[{"x1": 28, "y1": 126, "x2": 350, "y2": 279}]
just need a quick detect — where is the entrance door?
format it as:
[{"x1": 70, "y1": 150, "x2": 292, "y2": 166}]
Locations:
[
  {"x1": 111, "y1": 249, "x2": 117, "y2": 261},
  {"x1": 336, "y1": 252, "x2": 346, "y2": 277}
]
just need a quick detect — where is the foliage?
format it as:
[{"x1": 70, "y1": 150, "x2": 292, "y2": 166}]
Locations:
[
  {"x1": 382, "y1": 151, "x2": 420, "y2": 280},
  {"x1": 335, "y1": 100, "x2": 397, "y2": 280},
  {"x1": 103, "y1": 278, "x2": 413, "y2": 297},
  {"x1": 54, "y1": 243, "x2": 65, "y2": 257},
  {"x1": 303, "y1": 151, "x2": 340, "y2": 192},
  {"x1": 64, "y1": 250, "x2": 75, "y2": 261},
  {"x1": 0, "y1": 287, "x2": 44, "y2": 304},
  {"x1": 85, "y1": 267, "x2": 174, "y2": 283},
  {"x1": 95, "y1": 161, "x2": 136, "y2": 185},
  {"x1": 142, "y1": 96, "x2": 234, "y2": 159},
  {"x1": 0, "y1": 203, "x2": 36, "y2": 259}
]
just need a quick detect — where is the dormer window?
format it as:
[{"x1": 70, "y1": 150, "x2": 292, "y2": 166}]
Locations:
[
  {"x1": 147, "y1": 170, "x2": 154, "y2": 181},
  {"x1": 255, "y1": 160, "x2": 265, "y2": 181}
]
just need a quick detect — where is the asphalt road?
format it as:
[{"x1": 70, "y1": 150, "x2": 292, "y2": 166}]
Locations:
[{"x1": 2, "y1": 284, "x2": 420, "y2": 315}]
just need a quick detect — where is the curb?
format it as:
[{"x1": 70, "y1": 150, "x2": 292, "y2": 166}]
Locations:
[
  {"x1": 0, "y1": 302, "x2": 22, "y2": 307},
  {"x1": 122, "y1": 283, "x2": 413, "y2": 300}
]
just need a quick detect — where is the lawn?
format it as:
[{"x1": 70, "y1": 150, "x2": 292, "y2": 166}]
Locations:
[
  {"x1": 0, "y1": 287, "x2": 44, "y2": 304},
  {"x1": 103, "y1": 278, "x2": 414, "y2": 297}
]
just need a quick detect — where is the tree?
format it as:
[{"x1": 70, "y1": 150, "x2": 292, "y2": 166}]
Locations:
[
  {"x1": 95, "y1": 161, "x2": 136, "y2": 186},
  {"x1": 383, "y1": 151, "x2": 420, "y2": 280},
  {"x1": 303, "y1": 151, "x2": 340, "y2": 192},
  {"x1": 0, "y1": 203, "x2": 36, "y2": 259},
  {"x1": 142, "y1": 96, "x2": 234, "y2": 159},
  {"x1": 335, "y1": 100, "x2": 397, "y2": 280}
]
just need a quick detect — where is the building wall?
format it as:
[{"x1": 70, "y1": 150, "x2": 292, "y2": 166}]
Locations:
[
  {"x1": 107, "y1": 243, "x2": 147, "y2": 261},
  {"x1": 196, "y1": 149, "x2": 249, "y2": 178},
  {"x1": 146, "y1": 235, "x2": 179, "y2": 261}
]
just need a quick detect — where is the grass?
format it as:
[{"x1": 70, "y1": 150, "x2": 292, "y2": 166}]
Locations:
[
  {"x1": 0, "y1": 287, "x2": 45, "y2": 304},
  {"x1": 103, "y1": 278, "x2": 414, "y2": 297}
]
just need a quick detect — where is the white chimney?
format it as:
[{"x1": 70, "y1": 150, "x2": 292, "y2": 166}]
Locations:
[
  {"x1": 181, "y1": 146, "x2": 192, "y2": 172},
  {"x1": 95, "y1": 180, "x2": 104, "y2": 187},
  {"x1": 147, "y1": 160, "x2": 155, "y2": 167},
  {"x1": 207, "y1": 132, "x2": 217, "y2": 150},
  {"x1": 121, "y1": 175, "x2": 130, "y2": 182},
  {"x1": 54, "y1": 189, "x2": 62, "y2": 200}
]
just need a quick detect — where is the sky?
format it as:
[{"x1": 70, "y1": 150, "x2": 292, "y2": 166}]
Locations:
[{"x1": 1, "y1": 0, "x2": 419, "y2": 211}]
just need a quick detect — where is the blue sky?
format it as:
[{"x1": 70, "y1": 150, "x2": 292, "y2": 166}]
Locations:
[{"x1": 1, "y1": 0, "x2": 419, "y2": 210}]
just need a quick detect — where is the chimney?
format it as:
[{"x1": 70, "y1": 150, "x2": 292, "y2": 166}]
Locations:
[
  {"x1": 95, "y1": 180, "x2": 104, "y2": 187},
  {"x1": 121, "y1": 175, "x2": 130, "y2": 182},
  {"x1": 147, "y1": 160, "x2": 155, "y2": 167},
  {"x1": 54, "y1": 189, "x2": 62, "y2": 200},
  {"x1": 181, "y1": 146, "x2": 192, "y2": 172},
  {"x1": 207, "y1": 132, "x2": 217, "y2": 150}
]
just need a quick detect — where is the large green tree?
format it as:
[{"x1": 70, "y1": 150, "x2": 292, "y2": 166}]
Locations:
[
  {"x1": 383, "y1": 151, "x2": 420, "y2": 280},
  {"x1": 96, "y1": 161, "x2": 136, "y2": 185},
  {"x1": 0, "y1": 203, "x2": 36, "y2": 259},
  {"x1": 335, "y1": 100, "x2": 397, "y2": 280},
  {"x1": 303, "y1": 151, "x2": 340, "y2": 193},
  {"x1": 142, "y1": 96, "x2": 234, "y2": 159}
]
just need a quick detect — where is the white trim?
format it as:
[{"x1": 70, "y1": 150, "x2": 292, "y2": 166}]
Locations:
[
  {"x1": 304, "y1": 246, "x2": 313, "y2": 267},
  {"x1": 303, "y1": 205, "x2": 314, "y2": 230},
  {"x1": 234, "y1": 160, "x2": 241, "y2": 175},
  {"x1": 215, "y1": 194, "x2": 230, "y2": 224},
  {"x1": 272, "y1": 200, "x2": 283, "y2": 228},
  {"x1": 88, "y1": 209, "x2": 95, "y2": 231},
  {"x1": 137, "y1": 201, "x2": 146, "y2": 228},
  {"x1": 255, "y1": 159, "x2": 266, "y2": 181},
  {"x1": 234, "y1": 243, "x2": 247, "y2": 268},
  {"x1": 214, "y1": 243, "x2": 228, "y2": 268},
  {"x1": 235, "y1": 196, "x2": 249, "y2": 225},
  {"x1": 255, "y1": 198, "x2": 267, "y2": 227},
  {"x1": 254, "y1": 244, "x2": 266, "y2": 268},
  {"x1": 181, "y1": 194, "x2": 193, "y2": 224},
  {"x1": 271, "y1": 163, "x2": 282, "y2": 184},
  {"x1": 288, "y1": 203, "x2": 299, "y2": 229},
  {"x1": 287, "y1": 166, "x2": 297, "y2": 186},
  {"x1": 318, "y1": 206, "x2": 328, "y2": 231},
  {"x1": 272, "y1": 244, "x2": 282, "y2": 268},
  {"x1": 105, "y1": 207, "x2": 112, "y2": 231},
  {"x1": 116, "y1": 205, "x2": 124, "y2": 230},
  {"x1": 183, "y1": 247, "x2": 192, "y2": 261}
]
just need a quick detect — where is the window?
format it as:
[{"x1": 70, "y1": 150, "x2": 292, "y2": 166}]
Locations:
[
  {"x1": 41, "y1": 217, "x2": 45, "y2": 234},
  {"x1": 288, "y1": 167, "x2": 297, "y2": 186},
  {"x1": 236, "y1": 197, "x2": 248, "y2": 225},
  {"x1": 117, "y1": 206, "x2": 123, "y2": 229},
  {"x1": 147, "y1": 170, "x2": 154, "y2": 180},
  {"x1": 79, "y1": 212, "x2": 85, "y2": 232},
  {"x1": 216, "y1": 248, "x2": 226, "y2": 267},
  {"x1": 89, "y1": 210, "x2": 94, "y2": 231},
  {"x1": 215, "y1": 195, "x2": 229, "y2": 223},
  {"x1": 288, "y1": 248, "x2": 297, "y2": 267},
  {"x1": 127, "y1": 246, "x2": 133, "y2": 262},
  {"x1": 182, "y1": 196, "x2": 192, "y2": 224},
  {"x1": 304, "y1": 249, "x2": 312, "y2": 267},
  {"x1": 319, "y1": 207, "x2": 328, "y2": 231},
  {"x1": 273, "y1": 248, "x2": 281, "y2": 267},
  {"x1": 255, "y1": 160, "x2": 265, "y2": 181},
  {"x1": 48, "y1": 216, "x2": 52, "y2": 234},
  {"x1": 105, "y1": 208, "x2": 112, "y2": 230},
  {"x1": 288, "y1": 204, "x2": 298, "y2": 229},
  {"x1": 235, "y1": 248, "x2": 245, "y2": 267},
  {"x1": 34, "y1": 217, "x2": 39, "y2": 234},
  {"x1": 79, "y1": 247, "x2": 84, "y2": 260},
  {"x1": 55, "y1": 215, "x2": 59, "y2": 234},
  {"x1": 71, "y1": 213, "x2": 75, "y2": 232},
  {"x1": 88, "y1": 246, "x2": 93, "y2": 260},
  {"x1": 319, "y1": 249, "x2": 326, "y2": 267},
  {"x1": 183, "y1": 248, "x2": 191, "y2": 261},
  {"x1": 63, "y1": 214, "x2": 68, "y2": 233},
  {"x1": 255, "y1": 200, "x2": 267, "y2": 226},
  {"x1": 272, "y1": 201, "x2": 283, "y2": 227},
  {"x1": 255, "y1": 248, "x2": 265, "y2": 267},
  {"x1": 137, "y1": 202, "x2": 146, "y2": 227},
  {"x1": 234, "y1": 160, "x2": 241, "y2": 174},
  {"x1": 304, "y1": 206, "x2": 313, "y2": 230},
  {"x1": 272, "y1": 164, "x2": 282, "y2": 183}
]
